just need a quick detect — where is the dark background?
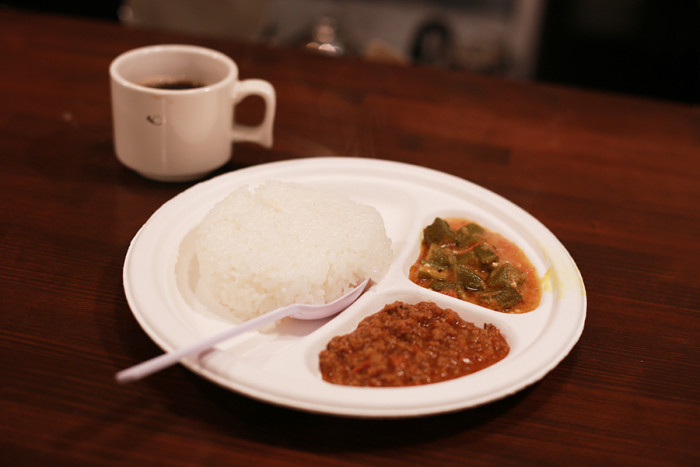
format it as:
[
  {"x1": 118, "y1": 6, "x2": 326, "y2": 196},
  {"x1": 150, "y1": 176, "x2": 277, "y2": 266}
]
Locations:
[
  {"x1": 3, "y1": 0, "x2": 698, "y2": 104},
  {"x1": 537, "y1": 0, "x2": 699, "y2": 104}
]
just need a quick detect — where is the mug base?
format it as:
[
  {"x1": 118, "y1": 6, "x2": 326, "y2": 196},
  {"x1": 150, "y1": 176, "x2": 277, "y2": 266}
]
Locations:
[{"x1": 135, "y1": 170, "x2": 212, "y2": 183}]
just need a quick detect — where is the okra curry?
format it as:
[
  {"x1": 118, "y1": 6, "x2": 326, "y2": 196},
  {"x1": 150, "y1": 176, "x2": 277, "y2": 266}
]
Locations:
[{"x1": 409, "y1": 217, "x2": 541, "y2": 313}]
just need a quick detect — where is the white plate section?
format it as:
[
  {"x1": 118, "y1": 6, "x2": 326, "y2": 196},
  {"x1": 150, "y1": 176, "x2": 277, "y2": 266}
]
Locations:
[{"x1": 123, "y1": 157, "x2": 586, "y2": 417}]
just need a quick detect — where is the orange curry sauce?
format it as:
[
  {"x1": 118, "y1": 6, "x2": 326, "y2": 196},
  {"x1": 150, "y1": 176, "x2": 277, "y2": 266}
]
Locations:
[{"x1": 409, "y1": 218, "x2": 542, "y2": 313}]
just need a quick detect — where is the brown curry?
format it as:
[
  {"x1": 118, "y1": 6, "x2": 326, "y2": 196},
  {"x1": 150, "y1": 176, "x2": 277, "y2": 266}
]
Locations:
[{"x1": 319, "y1": 301, "x2": 509, "y2": 387}]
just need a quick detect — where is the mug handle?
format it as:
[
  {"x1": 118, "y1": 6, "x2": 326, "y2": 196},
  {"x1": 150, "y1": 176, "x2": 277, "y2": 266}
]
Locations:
[{"x1": 231, "y1": 79, "x2": 276, "y2": 148}]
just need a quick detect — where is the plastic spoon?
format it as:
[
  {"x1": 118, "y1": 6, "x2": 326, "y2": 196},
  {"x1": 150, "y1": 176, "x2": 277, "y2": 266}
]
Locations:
[{"x1": 116, "y1": 279, "x2": 370, "y2": 384}]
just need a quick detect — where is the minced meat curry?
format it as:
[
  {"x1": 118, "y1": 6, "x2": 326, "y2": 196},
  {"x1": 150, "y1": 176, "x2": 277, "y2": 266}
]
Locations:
[
  {"x1": 409, "y1": 217, "x2": 541, "y2": 313},
  {"x1": 319, "y1": 301, "x2": 509, "y2": 387}
]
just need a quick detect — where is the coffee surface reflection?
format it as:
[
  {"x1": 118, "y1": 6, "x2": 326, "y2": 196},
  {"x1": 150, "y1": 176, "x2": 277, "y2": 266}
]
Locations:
[{"x1": 142, "y1": 79, "x2": 206, "y2": 90}]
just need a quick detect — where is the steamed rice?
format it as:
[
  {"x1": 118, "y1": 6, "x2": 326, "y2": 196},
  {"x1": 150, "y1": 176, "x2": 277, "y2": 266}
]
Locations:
[{"x1": 194, "y1": 181, "x2": 392, "y2": 320}]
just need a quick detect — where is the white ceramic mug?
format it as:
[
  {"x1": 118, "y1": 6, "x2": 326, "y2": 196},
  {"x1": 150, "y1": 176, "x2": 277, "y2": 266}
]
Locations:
[{"x1": 110, "y1": 44, "x2": 275, "y2": 182}]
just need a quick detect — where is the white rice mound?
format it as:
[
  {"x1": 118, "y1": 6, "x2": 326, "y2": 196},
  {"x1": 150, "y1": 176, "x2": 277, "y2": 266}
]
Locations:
[{"x1": 194, "y1": 181, "x2": 392, "y2": 320}]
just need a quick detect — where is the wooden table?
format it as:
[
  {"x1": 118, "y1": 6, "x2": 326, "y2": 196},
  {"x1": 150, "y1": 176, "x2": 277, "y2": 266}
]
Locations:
[{"x1": 1, "y1": 9, "x2": 698, "y2": 466}]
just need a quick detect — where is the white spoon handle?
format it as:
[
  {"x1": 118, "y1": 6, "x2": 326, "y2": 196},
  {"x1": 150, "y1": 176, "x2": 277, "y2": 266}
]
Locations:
[
  {"x1": 115, "y1": 279, "x2": 369, "y2": 384},
  {"x1": 115, "y1": 304, "x2": 299, "y2": 384}
]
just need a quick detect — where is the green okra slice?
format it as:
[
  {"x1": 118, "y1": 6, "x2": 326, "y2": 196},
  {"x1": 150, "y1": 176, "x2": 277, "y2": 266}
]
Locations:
[
  {"x1": 423, "y1": 218, "x2": 454, "y2": 245},
  {"x1": 488, "y1": 262, "x2": 526, "y2": 289},
  {"x1": 455, "y1": 264, "x2": 485, "y2": 291}
]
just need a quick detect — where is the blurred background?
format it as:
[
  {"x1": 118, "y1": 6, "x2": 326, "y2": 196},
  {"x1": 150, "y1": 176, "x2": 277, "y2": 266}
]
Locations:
[{"x1": 4, "y1": 0, "x2": 698, "y2": 103}]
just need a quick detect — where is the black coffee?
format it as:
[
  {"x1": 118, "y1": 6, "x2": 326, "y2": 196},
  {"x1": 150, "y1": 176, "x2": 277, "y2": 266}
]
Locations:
[{"x1": 142, "y1": 79, "x2": 207, "y2": 90}]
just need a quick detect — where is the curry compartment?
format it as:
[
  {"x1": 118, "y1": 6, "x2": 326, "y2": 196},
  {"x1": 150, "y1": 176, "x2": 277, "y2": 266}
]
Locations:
[
  {"x1": 409, "y1": 217, "x2": 542, "y2": 313},
  {"x1": 319, "y1": 301, "x2": 510, "y2": 387}
]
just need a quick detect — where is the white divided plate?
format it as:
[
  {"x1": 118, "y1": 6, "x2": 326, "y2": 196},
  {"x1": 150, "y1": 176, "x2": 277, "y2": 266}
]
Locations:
[{"x1": 123, "y1": 157, "x2": 586, "y2": 417}]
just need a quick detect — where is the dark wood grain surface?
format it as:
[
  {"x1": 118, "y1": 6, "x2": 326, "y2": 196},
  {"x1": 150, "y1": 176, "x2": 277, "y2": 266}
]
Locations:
[{"x1": 1, "y1": 8, "x2": 698, "y2": 466}]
